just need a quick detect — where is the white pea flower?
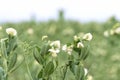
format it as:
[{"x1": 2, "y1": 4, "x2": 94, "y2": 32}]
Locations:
[
  {"x1": 87, "y1": 75, "x2": 93, "y2": 80},
  {"x1": 50, "y1": 40, "x2": 60, "y2": 49},
  {"x1": 62, "y1": 45, "x2": 67, "y2": 51},
  {"x1": 6, "y1": 28, "x2": 17, "y2": 36},
  {"x1": 77, "y1": 42, "x2": 84, "y2": 48},
  {"x1": 84, "y1": 68, "x2": 88, "y2": 76},
  {"x1": 114, "y1": 27, "x2": 120, "y2": 34},
  {"x1": 74, "y1": 35, "x2": 79, "y2": 41},
  {"x1": 48, "y1": 48, "x2": 59, "y2": 57},
  {"x1": 103, "y1": 30, "x2": 109, "y2": 37},
  {"x1": 49, "y1": 40, "x2": 61, "y2": 57},
  {"x1": 27, "y1": 28, "x2": 34, "y2": 35},
  {"x1": 62, "y1": 45, "x2": 73, "y2": 55},
  {"x1": 83, "y1": 33, "x2": 92, "y2": 41},
  {"x1": 51, "y1": 52, "x2": 57, "y2": 57},
  {"x1": 42, "y1": 35, "x2": 48, "y2": 40}
]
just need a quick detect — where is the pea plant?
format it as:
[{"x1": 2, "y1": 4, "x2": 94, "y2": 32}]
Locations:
[
  {"x1": 0, "y1": 28, "x2": 18, "y2": 80},
  {"x1": 0, "y1": 28, "x2": 93, "y2": 80},
  {"x1": 33, "y1": 33, "x2": 93, "y2": 80}
]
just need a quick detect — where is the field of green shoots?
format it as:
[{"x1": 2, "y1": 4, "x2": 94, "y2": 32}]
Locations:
[{"x1": 0, "y1": 13, "x2": 120, "y2": 80}]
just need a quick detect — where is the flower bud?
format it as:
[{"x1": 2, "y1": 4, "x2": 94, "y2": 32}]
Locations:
[{"x1": 42, "y1": 35, "x2": 48, "y2": 41}]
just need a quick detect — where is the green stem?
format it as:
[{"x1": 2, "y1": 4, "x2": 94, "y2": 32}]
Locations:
[
  {"x1": 24, "y1": 57, "x2": 33, "y2": 80},
  {"x1": 3, "y1": 58, "x2": 8, "y2": 80},
  {"x1": 62, "y1": 65, "x2": 68, "y2": 80}
]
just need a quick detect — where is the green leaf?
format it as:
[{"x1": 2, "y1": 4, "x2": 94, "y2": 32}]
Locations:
[
  {"x1": 69, "y1": 61, "x2": 75, "y2": 75},
  {"x1": 75, "y1": 65, "x2": 84, "y2": 80},
  {"x1": 55, "y1": 60, "x2": 58, "y2": 68},
  {"x1": 8, "y1": 53, "x2": 17, "y2": 72},
  {"x1": 7, "y1": 37, "x2": 17, "y2": 55},
  {"x1": 36, "y1": 46, "x2": 41, "y2": 53},
  {"x1": 0, "y1": 67, "x2": 5, "y2": 80},
  {"x1": 37, "y1": 69, "x2": 43, "y2": 79},
  {"x1": 81, "y1": 46, "x2": 89, "y2": 60},
  {"x1": 73, "y1": 47, "x2": 81, "y2": 54},
  {"x1": 1, "y1": 39, "x2": 7, "y2": 58},
  {"x1": 40, "y1": 43, "x2": 50, "y2": 55},
  {"x1": 44, "y1": 61, "x2": 54, "y2": 76},
  {"x1": 33, "y1": 48, "x2": 44, "y2": 65}
]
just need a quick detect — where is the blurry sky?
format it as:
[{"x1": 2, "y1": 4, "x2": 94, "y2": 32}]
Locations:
[{"x1": 0, "y1": 0, "x2": 120, "y2": 22}]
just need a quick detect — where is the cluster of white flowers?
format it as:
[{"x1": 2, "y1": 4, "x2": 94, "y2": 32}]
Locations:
[
  {"x1": 62, "y1": 44, "x2": 73, "y2": 55},
  {"x1": 74, "y1": 33, "x2": 93, "y2": 42},
  {"x1": 6, "y1": 28, "x2": 17, "y2": 36},
  {"x1": 62, "y1": 33, "x2": 92, "y2": 55},
  {"x1": 48, "y1": 40, "x2": 60, "y2": 57},
  {"x1": 104, "y1": 27, "x2": 120, "y2": 37},
  {"x1": 103, "y1": 30, "x2": 115, "y2": 37}
]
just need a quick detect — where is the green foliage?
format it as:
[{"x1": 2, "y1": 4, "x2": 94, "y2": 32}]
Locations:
[
  {"x1": 0, "y1": 16, "x2": 120, "y2": 80},
  {"x1": 33, "y1": 46, "x2": 44, "y2": 65},
  {"x1": 0, "y1": 67, "x2": 5, "y2": 80},
  {"x1": 8, "y1": 53, "x2": 17, "y2": 72}
]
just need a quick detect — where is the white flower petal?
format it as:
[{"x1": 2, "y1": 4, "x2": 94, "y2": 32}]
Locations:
[
  {"x1": 84, "y1": 68, "x2": 88, "y2": 76},
  {"x1": 77, "y1": 42, "x2": 84, "y2": 48},
  {"x1": 42, "y1": 35, "x2": 48, "y2": 40},
  {"x1": 62, "y1": 45, "x2": 67, "y2": 51}
]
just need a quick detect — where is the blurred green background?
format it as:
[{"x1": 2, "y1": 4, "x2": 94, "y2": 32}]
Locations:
[{"x1": 0, "y1": 10, "x2": 120, "y2": 80}]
